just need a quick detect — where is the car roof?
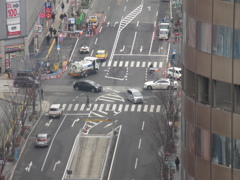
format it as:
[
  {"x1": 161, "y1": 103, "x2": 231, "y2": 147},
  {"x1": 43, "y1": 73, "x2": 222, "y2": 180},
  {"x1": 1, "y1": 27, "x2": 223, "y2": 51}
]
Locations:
[
  {"x1": 50, "y1": 104, "x2": 61, "y2": 108},
  {"x1": 37, "y1": 133, "x2": 48, "y2": 137},
  {"x1": 97, "y1": 50, "x2": 105, "y2": 53},
  {"x1": 160, "y1": 22, "x2": 170, "y2": 25},
  {"x1": 77, "y1": 80, "x2": 95, "y2": 83},
  {"x1": 168, "y1": 67, "x2": 182, "y2": 70},
  {"x1": 128, "y1": 88, "x2": 141, "y2": 92}
]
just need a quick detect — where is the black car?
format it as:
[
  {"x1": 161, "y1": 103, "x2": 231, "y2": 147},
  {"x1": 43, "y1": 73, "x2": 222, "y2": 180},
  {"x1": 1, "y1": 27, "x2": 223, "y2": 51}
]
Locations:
[
  {"x1": 73, "y1": 80, "x2": 103, "y2": 92},
  {"x1": 13, "y1": 76, "x2": 40, "y2": 88}
]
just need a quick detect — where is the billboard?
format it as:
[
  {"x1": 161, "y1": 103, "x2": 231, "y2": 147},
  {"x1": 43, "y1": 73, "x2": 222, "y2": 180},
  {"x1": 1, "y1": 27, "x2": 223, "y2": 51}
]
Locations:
[
  {"x1": 7, "y1": 2, "x2": 20, "y2": 18},
  {"x1": 8, "y1": 24, "x2": 21, "y2": 36}
]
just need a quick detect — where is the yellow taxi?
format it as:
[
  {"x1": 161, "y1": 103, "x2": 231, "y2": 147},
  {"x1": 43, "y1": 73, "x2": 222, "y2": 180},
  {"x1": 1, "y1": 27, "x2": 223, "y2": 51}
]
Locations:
[{"x1": 95, "y1": 50, "x2": 108, "y2": 62}]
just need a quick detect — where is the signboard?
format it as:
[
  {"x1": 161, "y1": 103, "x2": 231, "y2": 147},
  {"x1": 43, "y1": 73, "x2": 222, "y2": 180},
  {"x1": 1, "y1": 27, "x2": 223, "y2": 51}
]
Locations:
[
  {"x1": 57, "y1": 45, "x2": 60, "y2": 50},
  {"x1": 36, "y1": 25, "x2": 43, "y2": 33},
  {"x1": 59, "y1": 34, "x2": 63, "y2": 42},
  {"x1": 8, "y1": 24, "x2": 21, "y2": 36},
  {"x1": 7, "y1": 2, "x2": 20, "y2": 18},
  {"x1": 45, "y1": 2, "x2": 52, "y2": 19}
]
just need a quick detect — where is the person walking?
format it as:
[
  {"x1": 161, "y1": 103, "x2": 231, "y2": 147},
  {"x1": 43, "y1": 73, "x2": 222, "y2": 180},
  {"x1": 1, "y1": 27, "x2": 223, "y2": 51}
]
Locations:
[
  {"x1": 53, "y1": 28, "x2": 57, "y2": 36},
  {"x1": 85, "y1": 95, "x2": 90, "y2": 108},
  {"x1": 61, "y1": 2, "x2": 65, "y2": 12},
  {"x1": 175, "y1": 157, "x2": 180, "y2": 170},
  {"x1": 6, "y1": 67, "x2": 11, "y2": 78},
  {"x1": 49, "y1": 26, "x2": 53, "y2": 37},
  {"x1": 60, "y1": 13, "x2": 64, "y2": 21},
  {"x1": 46, "y1": 34, "x2": 51, "y2": 45},
  {"x1": 51, "y1": 12, "x2": 55, "y2": 22},
  {"x1": 40, "y1": 88, "x2": 44, "y2": 100},
  {"x1": 55, "y1": 35, "x2": 58, "y2": 45}
]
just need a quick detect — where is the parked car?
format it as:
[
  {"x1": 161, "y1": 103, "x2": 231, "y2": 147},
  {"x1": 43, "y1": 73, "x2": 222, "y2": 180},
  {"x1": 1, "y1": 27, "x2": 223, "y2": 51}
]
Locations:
[
  {"x1": 126, "y1": 88, "x2": 144, "y2": 104},
  {"x1": 13, "y1": 76, "x2": 40, "y2": 88},
  {"x1": 167, "y1": 67, "x2": 182, "y2": 80},
  {"x1": 16, "y1": 70, "x2": 37, "y2": 80},
  {"x1": 73, "y1": 80, "x2": 103, "y2": 92},
  {"x1": 35, "y1": 133, "x2": 51, "y2": 147},
  {"x1": 144, "y1": 78, "x2": 179, "y2": 90},
  {"x1": 159, "y1": 29, "x2": 170, "y2": 40},
  {"x1": 48, "y1": 104, "x2": 63, "y2": 119},
  {"x1": 80, "y1": 45, "x2": 89, "y2": 53}
]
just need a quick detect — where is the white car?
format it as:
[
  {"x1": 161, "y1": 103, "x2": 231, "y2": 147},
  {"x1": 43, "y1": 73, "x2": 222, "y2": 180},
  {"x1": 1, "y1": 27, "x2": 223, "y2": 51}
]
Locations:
[
  {"x1": 48, "y1": 104, "x2": 63, "y2": 119},
  {"x1": 144, "y1": 78, "x2": 179, "y2": 90},
  {"x1": 80, "y1": 45, "x2": 89, "y2": 53},
  {"x1": 126, "y1": 88, "x2": 144, "y2": 104},
  {"x1": 167, "y1": 67, "x2": 182, "y2": 80}
]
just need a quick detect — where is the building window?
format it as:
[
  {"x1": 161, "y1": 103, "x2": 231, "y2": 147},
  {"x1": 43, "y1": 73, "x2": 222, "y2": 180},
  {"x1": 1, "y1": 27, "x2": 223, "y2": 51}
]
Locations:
[
  {"x1": 233, "y1": 139, "x2": 240, "y2": 169},
  {"x1": 234, "y1": 29, "x2": 240, "y2": 59},
  {"x1": 186, "y1": 69, "x2": 195, "y2": 99},
  {"x1": 198, "y1": 76, "x2": 210, "y2": 105},
  {"x1": 213, "y1": 81, "x2": 231, "y2": 111},
  {"x1": 212, "y1": 133, "x2": 231, "y2": 167},
  {"x1": 187, "y1": 122, "x2": 195, "y2": 153},
  {"x1": 234, "y1": 85, "x2": 240, "y2": 113},
  {"x1": 212, "y1": 25, "x2": 233, "y2": 58},
  {"x1": 187, "y1": 16, "x2": 196, "y2": 48},
  {"x1": 197, "y1": 21, "x2": 211, "y2": 53},
  {"x1": 196, "y1": 127, "x2": 210, "y2": 160}
]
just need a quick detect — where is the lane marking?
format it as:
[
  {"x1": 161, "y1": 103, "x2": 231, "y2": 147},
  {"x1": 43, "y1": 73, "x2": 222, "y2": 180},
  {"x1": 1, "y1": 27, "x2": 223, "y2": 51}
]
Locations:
[
  {"x1": 95, "y1": 38, "x2": 98, "y2": 44},
  {"x1": 131, "y1": 104, "x2": 136, "y2": 111},
  {"x1": 150, "y1": 105, "x2": 154, "y2": 112},
  {"x1": 142, "y1": 121, "x2": 145, "y2": 130},
  {"x1": 124, "y1": 104, "x2": 129, "y2": 111},
  {"x1": 149, "y1": 31, "x2": 154, "y2": 55},
  {"x1": 143, "y1": 105, "x2": 148, "y2": 112},
  {"x1": 137, "y1": 105, "x2": 142, "y2": 112},
  {"x1": 138, "y1": 139, "x2": 142, "y2": 149},
  {"x1": 130, "y1": 31, "x2": 137, "y2": 55},
  {"x1": 73, "y1": 104, "x2": 79, "y2": 111},
  {"x1": 134, "y1": 158, "x2": 138, "y2": 169},
  {"x1": 62, "y1": 104, "x2": 66, "y2": 111},
  {"x1": 67, "y1": 104, "x2": 73, "y2": 111}
]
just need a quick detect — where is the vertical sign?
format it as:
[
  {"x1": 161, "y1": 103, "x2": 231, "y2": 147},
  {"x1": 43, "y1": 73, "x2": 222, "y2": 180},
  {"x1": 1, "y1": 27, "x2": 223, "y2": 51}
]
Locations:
[
  {"x1": 45, "y1": 2, "x2": 52, "y2": 19},
  {"x1": 7, "y1": 2, "x2": 20, "y2": 18}
]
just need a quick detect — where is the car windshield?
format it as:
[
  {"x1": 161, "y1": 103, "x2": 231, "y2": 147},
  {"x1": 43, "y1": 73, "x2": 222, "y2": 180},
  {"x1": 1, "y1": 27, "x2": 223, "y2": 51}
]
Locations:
[
  {"x1": 87, "y1": 81, "x2": 97, "y2": 86},
  {"x1": 160, "y1": 31, "x2": 168, "y2": 35},
  {"x1": 97, "y1": 51, "x2": 104, "y2": 55},
  {"x1": 161, "y1": 25, "x2": 169, "y2": 29},
  {"x1": 50, "y1": 108, "x2": 58, "y2": 111},
  {"x1": 153, "y1": 80, "x2": 160, "y2": 83},
  {"x1": 37, "y1": 134, "x2": 47, "y2": 139},
  {"x1": 133, "y1": 92, "x2": 142, "y2": 97}
]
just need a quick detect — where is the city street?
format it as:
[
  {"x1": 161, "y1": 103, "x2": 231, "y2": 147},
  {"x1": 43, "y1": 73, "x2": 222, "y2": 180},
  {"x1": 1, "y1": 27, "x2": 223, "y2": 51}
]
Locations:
[{"x1": 12, "y1": 0, "x2": 178, "y2": 179}]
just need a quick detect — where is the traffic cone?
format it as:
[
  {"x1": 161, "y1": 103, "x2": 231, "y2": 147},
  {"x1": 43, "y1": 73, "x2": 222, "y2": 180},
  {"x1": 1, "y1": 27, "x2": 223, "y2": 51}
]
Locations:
[{"x1": 58, "y1": 73, "x2": 61, "y2": 78}]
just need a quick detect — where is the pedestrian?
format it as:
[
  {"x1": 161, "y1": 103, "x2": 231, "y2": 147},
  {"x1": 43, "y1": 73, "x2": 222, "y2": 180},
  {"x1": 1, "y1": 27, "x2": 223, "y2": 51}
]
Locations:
[
  {"x1": 85, "y1": 95, "x2": 90, "y2": 108},
  {"x1": 63, "y1": 13, "x2": 67, "y2": 18},
  {"x1": 6, "y1": 67, "x2": 11, "y2": 78},
  {"x1": 49, "y1": 26, "x2": 53, "y2": 37},
  {"x1": 55, "y1": 35, "x2": 58, "y2": 44},
  {"x1": 60, "y1": 13, "x2": 64, "y2": 21},
  {"x1": 175, "y1": 157, "x2": 180, "y2": 170},
  {"x1": 53, "y1": 28, "x2": 57, "y2": 36},
  {"x1": 51, "y1": 12, "x2": 55, "y2": 22},
  {"x1": 61, "y1": 2, "x2": 65, "y2": 12},
  {"x1": 46, "y1": 34, "x2": 51, "y2": 45}
]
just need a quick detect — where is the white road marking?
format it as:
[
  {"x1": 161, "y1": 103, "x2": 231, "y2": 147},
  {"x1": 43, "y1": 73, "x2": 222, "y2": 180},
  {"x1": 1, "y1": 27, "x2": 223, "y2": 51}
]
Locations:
[
  {"x1": 149, "y1": 31, "x2": 154, "y2": 55},
  {"x1": 91, "y1": 49, "x2": 94, "y2": 56},
  {"x1": 71, "y1": 118, "x2": 80, "y2": 127},
  {"x1": 156, "y1": 105, "x2": 161, "y2": 112},
  {"x1": 113, "y1": 61, "x2": 118, "y2": 67},
  {"x1": 67, "y1": 104, "x2": 73, "y2": 111},
  {"x1": 131, "y1": 104, "x2": 136, "y2": 111},
  {"x1": 124, "y1": 104, "x2": 129, "y2": 111},
  {"x1": 73, "y1": 104, "x2": 79, "y2": 111},
  {"x1": 153, "y1": 62, "x2": 157, "y2": 67},
  {"x1": 95, "y1": 38, "x2": 98, "y2": 44},
  {"x1": 137, "y1": 105, "x2": 142, "y2": 112},
  {"x1": 130, "y1": 31, "x2": 137, "y2": 55},
  {"x1": 130, "y1": 61, "x2": 135, "y2": 67},
  {"x1": 119, "y1": 61, "x2": 123, "y2": 67},
  {"x1": 134, "y1": 158, "x2": 138, "y2": 169},
  {"x1": 80, "y1": 104, "x2": 85, "y2": 111},
  {"x1": 93, "y1": 104, "x2": 98, "y2": 111},
  {"x1": 112, "y1": 104, "x2": 117, "y2": 111},
  {"x1": 159, "y1": 62, "x2": 163, "y2": 67},
  {"x1": 136, "y1": 61, "x2": 140, "y2": 67},
  {"x1": 99, "y1": 104, "x2": 104, "y2": 110},
  {"x1": 138, "y1": 139, "x2": 142, "y2": 149},
  {"x1": 118, "y1": 104, "x2": 123, "y2": 112},
  {"x1": 62, "y1": 104, "x2": 66, "y2": 111},
  {"x1": 106, "y1": 104, "x2": 111, "y2": 111},
  {"x1": 150, "y1": 105, "x2": 154, "y2": 112},
  {"x1": 124, "y1": 6, "x2": 126, "y2": 11},
  {"x1": 25, "y1": 161, "x2": 33, "y2": 172},
  {"x1": 101, "y1": 61, "x2": 106, "y2": 67},
  {"x1": 143, "y1": 105, "x2": 148, "y2": 112},
  {"x1": 120, "y1": 45, "x2": 125, "y2": 52},
  {"x1": 45, "y1": 119, "x2": 53, "y2": 127},
  {"x1": 142, "y1": 62, "x2": 146, "y2": 67},
  {"x1": 125, "y1": 61, "x2": 129, "y2": 67},
  {"x1": 142, "y1": 121, "x2": 145, "y2": 130},
  {"x1": 137, "y1": 21, "x2": 139, "y2": 27}
]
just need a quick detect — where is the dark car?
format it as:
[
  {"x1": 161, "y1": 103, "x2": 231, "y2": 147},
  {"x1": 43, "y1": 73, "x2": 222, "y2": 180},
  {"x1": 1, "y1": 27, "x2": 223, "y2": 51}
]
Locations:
[
  {"x1": 13, "y1": 76, "x2": 40, "y2": 88},
  {"x1": 73, "y1": 80, "x2": 103, "y2": 92},
  {"x1": 16, "y1": 70, "x2": 37, "y2": 80},
  {"x1": 35, "y1": 133, "x2": 51, "y2": 147}
]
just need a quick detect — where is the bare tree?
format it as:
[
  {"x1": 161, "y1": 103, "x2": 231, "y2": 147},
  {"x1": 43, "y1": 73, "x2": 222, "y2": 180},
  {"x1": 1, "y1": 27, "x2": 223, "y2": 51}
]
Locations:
[{"x1": 146, "y1": 90, "x2": 181, "y2": 180}]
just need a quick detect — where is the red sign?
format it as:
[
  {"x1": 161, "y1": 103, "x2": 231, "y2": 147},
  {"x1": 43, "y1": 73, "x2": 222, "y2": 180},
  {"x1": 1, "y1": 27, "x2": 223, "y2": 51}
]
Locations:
[
  {"x1": 7, "y1": 2, "x2": 20, "y2": 18},
  {"x1": 46, "y1": 13, "x2": 51, "y2": 19},
  {"x1": 45, "y1": 7, "x2": 52, "y2": 14}
]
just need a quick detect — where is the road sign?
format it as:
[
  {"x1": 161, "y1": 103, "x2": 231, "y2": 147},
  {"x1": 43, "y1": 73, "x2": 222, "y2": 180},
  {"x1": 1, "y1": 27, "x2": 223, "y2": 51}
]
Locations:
[
  {"x1": 57, "y1": 45, "x2": 60, "y2": 50},
  {"x1": 59, "y1": 34, "x2": 63, "y2": 42},
  {"x1": 172, "y1": 49, "x2": 176, "y2": 54}
]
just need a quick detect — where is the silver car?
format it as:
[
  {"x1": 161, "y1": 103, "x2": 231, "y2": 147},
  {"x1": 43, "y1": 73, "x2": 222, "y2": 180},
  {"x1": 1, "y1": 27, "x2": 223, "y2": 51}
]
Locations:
[
  {"x1": 144, "y1": 78, "x2": 179, "y2": 90},
  {"x1": 35, "y1": 133, "x2": 51, "y2": 147},
  {"x1": 126, "y1": 88, "x2": 144, "y2": 104}
]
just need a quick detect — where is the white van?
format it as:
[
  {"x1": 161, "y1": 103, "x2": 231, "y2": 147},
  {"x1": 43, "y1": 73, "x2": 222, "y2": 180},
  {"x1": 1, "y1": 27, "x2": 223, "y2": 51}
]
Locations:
[
  {"x1": 159, "y1": 29, "x2": 169, "y2": 40},
  {"x1": 167, "y1": 67, "x2": 182, "y2": 80}
]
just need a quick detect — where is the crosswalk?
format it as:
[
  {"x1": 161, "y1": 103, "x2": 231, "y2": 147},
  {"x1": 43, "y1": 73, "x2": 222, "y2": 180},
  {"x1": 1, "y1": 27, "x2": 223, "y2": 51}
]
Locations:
[
  {"x1": 101, "y1": 61, "x2": 163, "y2": 68},
  {"x1": 61, "y1": 103, "x2": 161, "y2": 113}
]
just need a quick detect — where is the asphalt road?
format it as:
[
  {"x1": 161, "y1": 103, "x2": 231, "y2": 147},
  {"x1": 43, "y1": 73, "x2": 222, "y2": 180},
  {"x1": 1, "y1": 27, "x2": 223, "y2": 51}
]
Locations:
[{"x1": 12, "y1": 0, "x2": 174, "y2": 179}]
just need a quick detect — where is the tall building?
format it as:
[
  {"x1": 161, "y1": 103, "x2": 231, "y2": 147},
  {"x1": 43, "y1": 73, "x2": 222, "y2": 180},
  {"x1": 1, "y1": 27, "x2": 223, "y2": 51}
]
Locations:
[
  {"x1": 0, "y1": 0, "x2": 61, "y2": 73},
  {"x1": 182, "y1": 0, "x2": 240, "y2": 179}
]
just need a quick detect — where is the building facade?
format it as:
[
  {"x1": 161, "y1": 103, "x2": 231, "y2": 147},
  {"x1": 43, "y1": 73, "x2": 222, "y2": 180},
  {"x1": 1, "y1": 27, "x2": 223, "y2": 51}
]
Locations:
[
  {"x1": 182, "y1": 0, "x2": 240, "y2": 179},
  {"x1": 0, "y1": 0, "x2": 62, "y2": 73}
]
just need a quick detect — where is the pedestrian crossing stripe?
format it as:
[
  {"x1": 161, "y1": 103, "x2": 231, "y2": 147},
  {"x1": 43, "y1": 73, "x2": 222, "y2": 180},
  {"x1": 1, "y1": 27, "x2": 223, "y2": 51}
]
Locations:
[
  {"x1": 101, "y1": 61, "x2": 163, "y2": 68},
  {"x1": 61, "y1": 103, "x2": 161, "y2": 113}
]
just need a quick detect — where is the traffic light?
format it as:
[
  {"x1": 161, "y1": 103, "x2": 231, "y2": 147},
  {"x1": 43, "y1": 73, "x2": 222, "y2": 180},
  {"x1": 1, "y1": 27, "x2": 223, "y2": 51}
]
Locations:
[{"x1": 46, "y1": 13, "x2": 51, "y2": 19}]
